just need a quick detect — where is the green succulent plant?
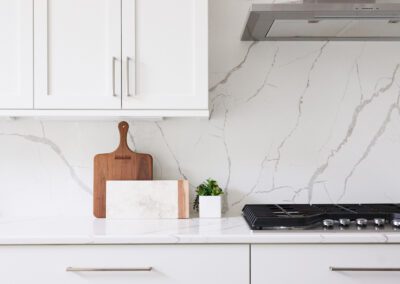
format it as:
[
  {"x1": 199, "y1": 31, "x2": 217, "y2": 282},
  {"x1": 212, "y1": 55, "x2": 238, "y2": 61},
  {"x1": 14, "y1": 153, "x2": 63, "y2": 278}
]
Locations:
[{"x1": 193, "y1": 179, "x2": 223, "y2": 212}]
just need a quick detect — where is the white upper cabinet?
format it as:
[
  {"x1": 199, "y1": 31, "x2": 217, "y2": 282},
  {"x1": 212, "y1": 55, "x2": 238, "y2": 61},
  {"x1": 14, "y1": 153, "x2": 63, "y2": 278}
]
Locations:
[
  {"x1": 122, "y1": 0, "x2": 208, "y2": 110},
  {"x1": 0, "y1": 0, "x2": 33, "y2": 109},
  {"x1": 34, "y1": 0, "x2": 122, "y2": 109},
  {"x1": 0, "y1": 0, "x2": 208, "y2": 116}
]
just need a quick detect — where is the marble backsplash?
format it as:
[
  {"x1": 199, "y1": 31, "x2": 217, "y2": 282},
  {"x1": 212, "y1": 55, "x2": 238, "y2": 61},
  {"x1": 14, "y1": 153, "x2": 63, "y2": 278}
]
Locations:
[{"x1": 1, "y1": 0, "x2": 400, "y2": 218}]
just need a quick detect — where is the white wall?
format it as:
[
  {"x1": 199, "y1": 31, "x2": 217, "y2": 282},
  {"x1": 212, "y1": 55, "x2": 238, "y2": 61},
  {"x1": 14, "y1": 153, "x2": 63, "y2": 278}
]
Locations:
[{"x1": 1, "y1": 0, "x2": 400, "y2": 218}]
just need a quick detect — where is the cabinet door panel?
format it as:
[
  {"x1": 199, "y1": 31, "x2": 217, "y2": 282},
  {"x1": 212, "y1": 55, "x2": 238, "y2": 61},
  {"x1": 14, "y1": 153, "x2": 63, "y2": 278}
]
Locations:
[
  {"x1": 0, "y1": 245, "x2": 248, "y2": 284},
  {"x1": 252, "y1": 244, "x2": 400, "y2": 284},
  {"x1": 0, "y1": 0, "x2": 33, "y2": 109},
  {"x1": 122, "y1": 0, "x2": 208, "y2": 110},
  {"x1": 34, "y1": 0, "x2": 121, "y2": 109}
]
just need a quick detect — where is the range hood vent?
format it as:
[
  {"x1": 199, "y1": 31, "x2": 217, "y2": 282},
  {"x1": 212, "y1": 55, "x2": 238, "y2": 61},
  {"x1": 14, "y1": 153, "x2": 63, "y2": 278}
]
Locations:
[{"x1": 242, "y1": 0, "x2": 400, "y2": 41}]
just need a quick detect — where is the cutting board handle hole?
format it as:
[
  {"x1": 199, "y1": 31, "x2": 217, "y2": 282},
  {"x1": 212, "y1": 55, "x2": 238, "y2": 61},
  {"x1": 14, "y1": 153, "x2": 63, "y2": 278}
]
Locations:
[{"x1": 119, "y1": 121, "x2": 129, "y2": 131}]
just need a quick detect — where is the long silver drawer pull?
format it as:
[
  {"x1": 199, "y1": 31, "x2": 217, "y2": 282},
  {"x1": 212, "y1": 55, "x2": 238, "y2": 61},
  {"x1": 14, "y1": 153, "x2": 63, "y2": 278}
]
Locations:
[
  {"x1": 330, "y1": 267, "x2": 400, "y2": 272},
  {"x1": 126, "y1": 57, "x2": 132, "y2": 97},
  {"x1": 112, "y1": 57, "x2": 118, "y2": 97},
  {"x1": 66, "y1": 267, "x2": 152, "y2": 272}
]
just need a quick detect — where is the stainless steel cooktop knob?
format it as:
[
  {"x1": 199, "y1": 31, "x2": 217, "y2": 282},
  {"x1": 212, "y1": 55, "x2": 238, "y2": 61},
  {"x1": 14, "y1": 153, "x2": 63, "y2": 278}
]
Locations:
[
  {"x1": 339, "y1": 218, "x2": 351, "y2": 227},
  {"x1": 373, "y1": 218, "x2": 385, "y2": 227},
  {"x1": 392, "y1": 219, "x2": 400, "y2": 228},
  {"x1": 323, "y1": 219, "x2": 334, "y2": 228},
  {"x1": 356, "y1": 218, "x2": 368, "y2": 227}
]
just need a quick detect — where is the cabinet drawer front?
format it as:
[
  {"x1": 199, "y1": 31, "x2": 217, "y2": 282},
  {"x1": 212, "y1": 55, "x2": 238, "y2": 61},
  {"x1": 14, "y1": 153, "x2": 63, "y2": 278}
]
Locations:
[
  {"x1": 0, "y1": 245, "x2": 248, "y2": 284},
  {"x1": 252, "y1": 244, "x2": 400, "y2": 284}
]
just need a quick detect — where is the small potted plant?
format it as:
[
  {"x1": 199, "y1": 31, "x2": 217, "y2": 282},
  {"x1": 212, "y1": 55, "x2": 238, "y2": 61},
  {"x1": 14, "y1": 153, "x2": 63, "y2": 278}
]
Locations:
[{"x1": 193, "y1": 179, "x2": 223, "y2": 218}]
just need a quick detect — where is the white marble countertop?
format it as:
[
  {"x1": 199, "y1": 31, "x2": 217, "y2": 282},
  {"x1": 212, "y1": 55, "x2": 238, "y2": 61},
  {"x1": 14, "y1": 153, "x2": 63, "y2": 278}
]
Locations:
[{"x1": 0, "y1": 217, "x2": 400, "y2": 245}]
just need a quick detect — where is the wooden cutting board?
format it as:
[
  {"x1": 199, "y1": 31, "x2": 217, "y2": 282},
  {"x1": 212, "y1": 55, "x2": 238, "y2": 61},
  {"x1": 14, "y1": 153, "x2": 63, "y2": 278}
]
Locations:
[{"x1": 93, "y1": 121, "x2": 153, "y2": 218}]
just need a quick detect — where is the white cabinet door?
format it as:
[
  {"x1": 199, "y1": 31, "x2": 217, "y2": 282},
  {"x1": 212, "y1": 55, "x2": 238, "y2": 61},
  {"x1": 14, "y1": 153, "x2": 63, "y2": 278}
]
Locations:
[
  {"x1": 0, "y1": 0, "x2": 33, "y2": 109},
  {"x1": 122, "y1": 0, "x2": 208, "y2": 110},
  {"x1": 0, "y1": 245, "x2": 249, "y2": 284},
  {"x1": 252, "y1": 244, "x2": 400, "y2": 284},
  {"x1": 34, "y1": 0, "x2": 121, "y2": 109}
]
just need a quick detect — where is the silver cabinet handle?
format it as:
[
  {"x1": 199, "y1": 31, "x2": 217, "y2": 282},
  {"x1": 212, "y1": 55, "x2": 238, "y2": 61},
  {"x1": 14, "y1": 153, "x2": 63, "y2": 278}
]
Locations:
[
  {"x1": 112, "y1": 57, "x2": 118, "y2": 97},
  {"x1": 126, "y1": 57, "x2": 132, "y2": 97},
  {"x1": 330, "y1": 267, "x2": 400, "y2": 272},
  {"x1": 66, "y1": 267, "x2": 152, "y2": 272}
]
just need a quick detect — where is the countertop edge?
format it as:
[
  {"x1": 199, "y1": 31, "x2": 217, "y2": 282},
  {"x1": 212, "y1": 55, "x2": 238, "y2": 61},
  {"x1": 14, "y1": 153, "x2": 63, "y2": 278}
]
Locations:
[{"x1": 1, "y1": 217, "x2": 400, "y2": 245}]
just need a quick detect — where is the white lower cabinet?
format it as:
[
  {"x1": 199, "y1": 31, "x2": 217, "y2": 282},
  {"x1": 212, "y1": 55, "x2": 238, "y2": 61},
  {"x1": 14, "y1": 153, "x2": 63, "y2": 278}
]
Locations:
[
  {"x1": 7, "y1": 243, "x2": 399, "y2": 283},
  {"x1": 252, "y1": 244, "x2": 400, "y2": 284},
  {"x1": 0, "y1": 244, "x2": 249, "y2": 284}
]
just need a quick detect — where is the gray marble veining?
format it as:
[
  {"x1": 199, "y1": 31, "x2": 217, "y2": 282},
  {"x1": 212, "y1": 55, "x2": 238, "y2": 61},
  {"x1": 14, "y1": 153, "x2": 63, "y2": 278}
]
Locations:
[{"x1": 1, "y1": 0, "x2": 400, "y2": 218}]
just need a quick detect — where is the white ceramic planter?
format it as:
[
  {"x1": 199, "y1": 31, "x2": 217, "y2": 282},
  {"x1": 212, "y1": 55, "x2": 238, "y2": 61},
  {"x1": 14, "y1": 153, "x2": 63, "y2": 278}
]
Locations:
[{"x1": 199, "y1": 196, "x2": 222, "y2": 218}]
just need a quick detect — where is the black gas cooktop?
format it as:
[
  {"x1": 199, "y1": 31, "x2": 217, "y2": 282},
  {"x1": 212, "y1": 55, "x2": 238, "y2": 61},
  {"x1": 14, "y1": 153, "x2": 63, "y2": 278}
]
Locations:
[{"x1": 242, "y1": 204, "x2": 400, "y2": 230}]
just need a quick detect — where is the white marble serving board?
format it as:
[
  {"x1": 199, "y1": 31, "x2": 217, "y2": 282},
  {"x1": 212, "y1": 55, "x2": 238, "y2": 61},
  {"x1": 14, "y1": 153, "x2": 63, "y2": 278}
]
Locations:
[{"x1": 106, "y1": 180, "x2": 181, "y2": 219}]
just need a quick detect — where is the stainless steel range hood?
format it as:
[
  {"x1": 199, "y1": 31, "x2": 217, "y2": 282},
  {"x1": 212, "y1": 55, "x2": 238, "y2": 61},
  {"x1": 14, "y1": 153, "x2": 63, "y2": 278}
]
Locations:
[{"x1": 242, "y1": 0, "x2": 400, "y2": 41}]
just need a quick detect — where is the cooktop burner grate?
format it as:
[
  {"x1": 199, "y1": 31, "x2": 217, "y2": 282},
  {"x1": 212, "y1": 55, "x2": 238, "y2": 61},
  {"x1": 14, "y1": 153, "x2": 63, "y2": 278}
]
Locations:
[{"x1": 242, "y1": 204, "x2": 400, "y2": 230}]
